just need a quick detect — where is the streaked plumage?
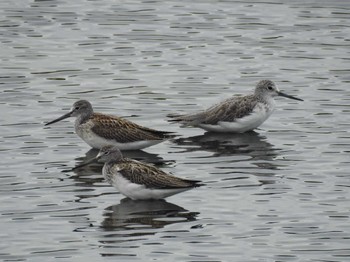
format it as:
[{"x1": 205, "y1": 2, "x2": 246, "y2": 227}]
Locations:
[
  {"x1": 96, "y1": 145, "x2": 202, "y2": 200},
  {"x1": 45, "y1": 100, "x2": 173, "y2": 150},
  {"x1": 169, "y1": 80, "x2": 303, "y2": 133}
]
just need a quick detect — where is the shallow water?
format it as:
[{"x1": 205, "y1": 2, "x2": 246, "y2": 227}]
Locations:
[{"x1": 1, "y1": 0, "x2": 350, "y2": 261}]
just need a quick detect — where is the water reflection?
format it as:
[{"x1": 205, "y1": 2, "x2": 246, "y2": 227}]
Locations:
[
  {"x1": 174, "y1": 131, "x2": 279, "y2": 161},
  {"x1": 67, "y1": 148, "x2": 169, "y2": 175},
  {"x1": 101, "y1": 198, "x2": 198, "y2": 231},
  {"x1": 74, "y1": 148, "x2": 168, "y2": 167}
]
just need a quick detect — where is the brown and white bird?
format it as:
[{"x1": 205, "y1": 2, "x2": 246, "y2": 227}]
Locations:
[
  {"x1": 94, "y1": 145, "x2": 202, "y2": 200},
  {"x1": 45, "y1": 100, "x2": 173, "y2": 150},
  {"x1": 169, "y1": 80, "x2": 303, "y2": 133}
]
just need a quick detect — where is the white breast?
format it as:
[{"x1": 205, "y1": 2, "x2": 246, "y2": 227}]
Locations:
[{"x1": 75, "y1": 120, "x2": 107, "y2": 149}]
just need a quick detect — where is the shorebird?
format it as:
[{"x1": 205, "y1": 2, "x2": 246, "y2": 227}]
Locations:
[
  {"x1": 90, "y1": 145, "x2": 202, "y2": 200},
  {"x1": 168, "y1": 80, "x2": 303, "y2": 133},
  {"x1": 45, "y1": 100, "x2": 173, "y2": 150}
]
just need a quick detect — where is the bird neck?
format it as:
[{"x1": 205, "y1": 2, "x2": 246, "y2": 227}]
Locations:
[
  {"x1": 255, "y1": 92, "x2": 273, "y2": 103},
  {"x1": 106, "y1": 156, "x2": 123, "y2": 166},
  {"x1": 258, "y1": 95, "x2": 276, "y2": 111},
  {"x1": 76, "y1": 109, "x2": 93, "y2": 125}
]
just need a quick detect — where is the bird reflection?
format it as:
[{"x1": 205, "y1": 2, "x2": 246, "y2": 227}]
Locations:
[
  {"x1": 174, "y1": 131, "x2": 279, "y2": 161},
  {"x1": 69, "y1": 148, "x2": 170, "y2": 172},
  {"x1": 101, "y1": 198, "x2": 199, "y2": 231},
  {"x1": 79, "y1": 148, "x2": 168, "y2": 165}
]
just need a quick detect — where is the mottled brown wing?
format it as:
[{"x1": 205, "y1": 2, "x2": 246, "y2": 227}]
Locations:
[
  {"x1": 115, "y1": 159, "x2": 198, "y2": 189},
  {"x1": 91, "y1": 113, "x2": 172, "y2": 142},
  {"x1": 203, "y1": 95, "x2": 258, "y2": 124},
  {"x1": 173, "y1": 95, "x2": 258, "y2": 125}
]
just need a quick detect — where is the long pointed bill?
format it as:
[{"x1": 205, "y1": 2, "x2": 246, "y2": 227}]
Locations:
[
  {"x1": 278, "y1": 91, "x2": 303, "y2": 101},
  {"x1": 71, "y1": 157, "x2": 98, "y2": 171},
  {"x1": 95, "y1": 151, "x2": 107, "y2": 163},
  {"x1": 45, "y1": 111, "x2": 73, "y2": 126}
]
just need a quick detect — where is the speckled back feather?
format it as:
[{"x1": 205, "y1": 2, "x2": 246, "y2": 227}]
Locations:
[
  {"x1": 170, "y1": 95, "x2": 258, "y2": 126},
  {"x1": 106, "y1": 158, "x2": 201, "y2": 189},
  {"x1": 91, "y1": 113, "x2": 173, "y2": 142}
]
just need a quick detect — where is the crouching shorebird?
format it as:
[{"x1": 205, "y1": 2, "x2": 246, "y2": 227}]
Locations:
[
  {"x1": 168, "y1": 80, "x2": 303, "y2": 133},
  {"x1": 83, "y1": 145, "x2": 202, "y2": 200},
  {"x1": 45, "y1": 100, "x2": 173, "y2": 150}
]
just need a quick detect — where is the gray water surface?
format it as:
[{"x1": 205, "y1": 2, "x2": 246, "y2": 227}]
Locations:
[{"x1": 1, "y1": 0, "x2": 350, "y2": 261}]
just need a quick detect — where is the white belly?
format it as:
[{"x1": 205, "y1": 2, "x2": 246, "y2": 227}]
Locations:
[
  {"x1": 199, "y1": 103, "x2": 274, "y2": 133},
  {"x1": 104, "y1": 169, "x2": 190, "y2": 200}
]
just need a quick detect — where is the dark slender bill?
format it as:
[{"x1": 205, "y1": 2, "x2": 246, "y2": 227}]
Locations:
[
  {"x1": 61, "y1": 155, "x2": 101, "y2": 172},
  {"x1": 71, "y1": 157, "x2": 98, "y2": 171},
  {"x1": 45, "y1": 111, "x2": 73, "y2": 126},
  {"x1": 278, "y1": 91, "x2": 304, "y2": 101}
]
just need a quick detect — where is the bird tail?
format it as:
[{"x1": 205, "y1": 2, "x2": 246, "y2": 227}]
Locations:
[
  {"x1": 188, "y1": 179, "x2": 205, "y2": 188},
  {"x1": 167, "y1": 113, "x2": 204, "y2": 126}
]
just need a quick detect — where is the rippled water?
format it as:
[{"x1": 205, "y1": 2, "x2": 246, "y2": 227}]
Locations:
[{"x1": 1, "y1": 0, "x2": 350, "y2": 261}]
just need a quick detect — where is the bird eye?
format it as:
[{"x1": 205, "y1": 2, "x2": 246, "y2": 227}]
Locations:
[
  {"x1": 75, "y1": 106, "x2": 80, "y2": 110},
  {"x1": 268, "y1": 86, "x2": 273, "y2": 90}
]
